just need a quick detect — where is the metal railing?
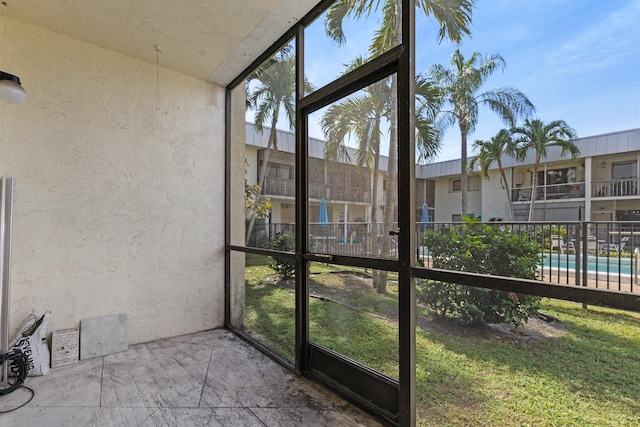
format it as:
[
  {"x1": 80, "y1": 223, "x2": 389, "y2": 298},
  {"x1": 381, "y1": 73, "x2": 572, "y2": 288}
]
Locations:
[
  {"x1": 246, "y1": 220, "x2": 640, "y2": 294},
  {"x1": 263, "y1": 177, "x2": 371, "y2": 203},
  {"x1": 592, "y1": 178, "x2": 639, "y2": 197},
  {"x1": 512, "y1": 182, "x2": 585, "y2": 202},
  {"x1": 246, "y1": 221, "x2": 398, "y2": 257},
  {"x1": 418, "y1": 220, "x2": 639, "y2": 294}
]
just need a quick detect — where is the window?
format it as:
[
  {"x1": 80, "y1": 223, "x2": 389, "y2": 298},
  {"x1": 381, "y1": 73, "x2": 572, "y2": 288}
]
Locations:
[
  {"x1": 260, "y1": 161, "x2": 293, "y2": 180},
  {"x1": 612, "y1": 161, "x2": 637, "y2": 180},
  {"x1": 450, "y1": 176, "x2": 479, "y2": 192},
  {"x1": 537, "y1": 167, "x2": 576, "y2": 186}
]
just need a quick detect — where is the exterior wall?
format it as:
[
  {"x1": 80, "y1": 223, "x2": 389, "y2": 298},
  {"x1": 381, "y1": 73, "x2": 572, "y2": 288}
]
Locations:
[
  {"x1": 245, "y1": 146, "x2": 259, "y2": 187},
  {"x1": 230, "y1": 85, "x2": 247, "y2": 326},
  {"x1": 467, "y1": 178, "x2": 482, "y2": 218},
  {"x1": 433, "y1": 175, "x2": 483, "y2": 221},
  {"x1": 592, "y1": 153, "x2": 638, "y2": 182},
  {"x1": 1, "y1": 18, "x2": 225, "y2": 343},
  {"x1": 434, "y1": 177, "x2": 459, "y2": 221},
  {"x1": 480, "y1": 169, "x2": 512, "y2": 220}
]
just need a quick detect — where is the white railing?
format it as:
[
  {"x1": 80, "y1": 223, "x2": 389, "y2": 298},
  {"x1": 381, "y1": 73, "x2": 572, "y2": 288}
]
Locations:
[{"x1": 592, "y1": 178, "x2": 639, "y2": 197}]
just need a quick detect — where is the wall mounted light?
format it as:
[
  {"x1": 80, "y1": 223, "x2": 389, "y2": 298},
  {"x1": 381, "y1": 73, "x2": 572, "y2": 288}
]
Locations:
[
  {"x1": 601, "y1": 161, "x2": 607, "y2": 169},
  {"x1": 0, "y1": 71, "x2": 26, "y2": 104}
]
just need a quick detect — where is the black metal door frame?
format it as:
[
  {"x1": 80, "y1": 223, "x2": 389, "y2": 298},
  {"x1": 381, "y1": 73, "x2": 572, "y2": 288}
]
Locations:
[
  {"x1": 293, "y1": 2, "x2": 416, "y2": 419},
  {"x1": 226, "y1": 1, "x2": 416, "y2": 425}
]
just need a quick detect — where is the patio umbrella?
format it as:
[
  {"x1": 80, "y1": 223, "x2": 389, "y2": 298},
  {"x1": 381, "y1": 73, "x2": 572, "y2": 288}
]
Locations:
[{"x1": 421, "y1": 202, "x2": 430, "y2": 224}]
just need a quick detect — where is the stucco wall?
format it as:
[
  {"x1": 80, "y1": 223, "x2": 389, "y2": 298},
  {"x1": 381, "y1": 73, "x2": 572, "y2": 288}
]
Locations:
[
  {"x1": 0, "y1": 18, "x2": 225, "y2": 344},
  {"x1": 480, "y1": 170, "x2": 512, "y2": 220},
  {"x1": 434, "y1": 177, "x2": 482, "y2": 221}
]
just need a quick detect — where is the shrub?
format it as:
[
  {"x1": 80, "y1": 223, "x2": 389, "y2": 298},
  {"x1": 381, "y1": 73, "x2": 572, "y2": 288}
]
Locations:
[
  {"x1": 269, "y1": 233, "x2": 295, "y2": 278},
  {"x1": 417, "y1": 218, "x2": 542, "y2": 327}
]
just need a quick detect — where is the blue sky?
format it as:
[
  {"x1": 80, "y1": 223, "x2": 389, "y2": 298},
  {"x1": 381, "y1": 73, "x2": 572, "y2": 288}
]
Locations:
[{"x1": 253, "y1": 0, "x2": 640, "y2": 163}]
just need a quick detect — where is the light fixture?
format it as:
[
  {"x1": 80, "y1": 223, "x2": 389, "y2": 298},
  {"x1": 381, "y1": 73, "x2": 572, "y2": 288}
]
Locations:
[
  {"x1": 601, "y1": 161, "x2": 607, "y2": 169},
  {"x1": 0, "y1": 71, "x2": 26, "y2": 104}
]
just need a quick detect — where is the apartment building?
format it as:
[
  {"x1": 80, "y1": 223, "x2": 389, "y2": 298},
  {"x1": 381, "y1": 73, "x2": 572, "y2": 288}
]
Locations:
[
  {"x1": 418, "y1": 128, "x2": 640, "y2": 223},
  {"x1": 246, "y1": 124, "x2": 638, "y2": 228}
]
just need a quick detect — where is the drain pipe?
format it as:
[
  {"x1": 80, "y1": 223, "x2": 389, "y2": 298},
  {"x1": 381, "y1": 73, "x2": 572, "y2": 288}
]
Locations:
[{"x1": 0, "y1": 177, "x2": 14, "y2": 387}]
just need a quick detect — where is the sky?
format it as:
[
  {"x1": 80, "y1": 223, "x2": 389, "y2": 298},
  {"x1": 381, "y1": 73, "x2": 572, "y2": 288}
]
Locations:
[{"x1": 249, "y1": 0, "x2": 640, "y2": 163}]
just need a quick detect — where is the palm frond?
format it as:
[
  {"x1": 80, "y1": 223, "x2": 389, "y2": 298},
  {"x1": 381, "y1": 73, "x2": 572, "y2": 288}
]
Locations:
[{"x1": 417, "y1": 0, "x2": 474, "y2": 43}]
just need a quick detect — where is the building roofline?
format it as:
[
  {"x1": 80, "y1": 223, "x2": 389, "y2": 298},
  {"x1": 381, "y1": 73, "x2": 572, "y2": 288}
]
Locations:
[{"x1": 245, "y1": 122, "x2": 639, "y2": 179}]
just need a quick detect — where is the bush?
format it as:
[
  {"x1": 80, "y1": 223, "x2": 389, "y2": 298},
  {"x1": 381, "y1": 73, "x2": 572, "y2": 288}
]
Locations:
[
  {"x1": 417, "y1": 218, "x2": 542, "y2": 327},
  {"x1": 269, "y1": 233, "x2": 295, "y2": 278}
]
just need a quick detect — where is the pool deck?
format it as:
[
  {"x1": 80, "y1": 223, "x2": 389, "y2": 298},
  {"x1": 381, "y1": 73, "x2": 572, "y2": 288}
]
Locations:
[{"x1": 541, "y1": 267, "x2": 638, "y2": 293}]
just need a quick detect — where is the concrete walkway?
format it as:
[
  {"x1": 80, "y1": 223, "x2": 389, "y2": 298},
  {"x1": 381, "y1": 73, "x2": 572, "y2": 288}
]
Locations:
[{"x1": 0, "y1": 329, "x2": 384, "y2": 426}]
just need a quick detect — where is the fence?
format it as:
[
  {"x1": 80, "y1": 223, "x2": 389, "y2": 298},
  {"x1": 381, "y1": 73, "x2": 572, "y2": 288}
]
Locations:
[
  {"x1": 246, "y1": 220, "x2": 639, "y2": 294},
  {"x1": 417, "y1": 221, "x2": 640, "y2": 294},
  {"x1": 246, "y1": 221, "x2": 398, "y2": 257}
]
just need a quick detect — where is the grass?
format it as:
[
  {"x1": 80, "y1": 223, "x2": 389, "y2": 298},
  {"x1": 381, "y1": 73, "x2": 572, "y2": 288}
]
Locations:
[{"x1": 240, "y1": 260, "x2": 640, "y2": 426}]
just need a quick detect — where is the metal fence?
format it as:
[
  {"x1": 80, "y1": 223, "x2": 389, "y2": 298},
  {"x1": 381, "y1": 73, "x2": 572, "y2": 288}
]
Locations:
[
  {"x1": 417, "y1": 221, "x2": 640, "y2": 294},
  {"x1": 246, "y1": 221, "x2": 398, "y2": 257},
  {"x1": 246, "y1": 220, "x2": 640, "y2": 293}
]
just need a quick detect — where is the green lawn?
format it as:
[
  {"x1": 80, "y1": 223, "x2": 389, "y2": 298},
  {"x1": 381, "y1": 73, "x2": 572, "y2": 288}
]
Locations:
[{"x1": 241, "y1": 262, "x2": 640, "y2": 426}]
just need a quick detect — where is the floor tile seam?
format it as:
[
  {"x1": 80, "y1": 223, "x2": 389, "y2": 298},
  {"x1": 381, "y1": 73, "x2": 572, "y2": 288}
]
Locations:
[
  {"x1": 200, "y1": 404, "x2": 345, "y2": 409},
  {"x1": 245, "y1": 407, "x2": 269, "y2": 426},
  {"x1": 135, "y1": 408, "x2": 160, "y2": 427},
  {"x1": 197, "y1": 344, "x2": 216, "y2": 408},
  {"x1": 160, "y1": 340, "x2": 218, "y2": 347},
  {"x1": 99, "y1": 404, "x2": 203, "y2": 409}
]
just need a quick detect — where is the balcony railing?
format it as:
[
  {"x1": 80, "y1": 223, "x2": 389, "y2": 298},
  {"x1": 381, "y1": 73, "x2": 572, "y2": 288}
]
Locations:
[
  {"x1": 263, "y1": 177, "x2": 371, "y2": 203},
  {"x1": 592, "y1": 178, "x2": 639, "y2": 197},
  {"x1": 512, "y1": 182, "x2": 585, "y2": 202}
]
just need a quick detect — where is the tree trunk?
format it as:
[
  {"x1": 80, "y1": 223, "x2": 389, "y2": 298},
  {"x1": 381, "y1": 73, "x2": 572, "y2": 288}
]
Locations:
[
  {"x1": 370, "y1": 119, "x2": 381, "y2": 258},
  {"x1": 375, "y1": 76, "x2": 398, "y2": 294},
  {"x1": 498, "y1": 160, "x2": 514, "y2": 221},
  {"x1": 527, "y1": 158, "x2": 540, "y2": 221},
  {"x1": 246, "y1": 113, "x2": 279, "y2": 245},
  {"x1": 460, "y1": 123, "x2": 468, "y2": 217},
  {"x1": 374, "y1": 1, "x2": 400, "y2": 293}
]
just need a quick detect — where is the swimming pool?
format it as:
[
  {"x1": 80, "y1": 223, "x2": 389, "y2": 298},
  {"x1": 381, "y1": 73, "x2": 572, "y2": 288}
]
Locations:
[{"x1": 541, "y1": 254, "x2": 633, "y2": 275}]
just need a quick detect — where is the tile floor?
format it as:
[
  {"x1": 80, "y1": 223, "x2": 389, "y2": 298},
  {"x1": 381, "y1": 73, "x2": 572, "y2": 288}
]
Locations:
[{"x1": 0, "y1": 329, "x2": 384, "y2": 426}]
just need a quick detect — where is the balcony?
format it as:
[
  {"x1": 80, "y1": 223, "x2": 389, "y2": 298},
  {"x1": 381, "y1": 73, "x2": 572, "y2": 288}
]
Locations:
[
  {"x1": 512, "y1": 182, "x2": 585, "y2": 202},
  {"x1": 592, "y1": 178, "x2": 639, "y2": 198},
  {"x1": 263, "y1": 177, "x2": 371, "y2": 203}
]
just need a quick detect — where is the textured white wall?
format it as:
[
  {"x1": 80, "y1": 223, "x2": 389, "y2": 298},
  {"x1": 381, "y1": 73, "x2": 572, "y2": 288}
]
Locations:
[
  {"x1": 480, "y1": 170, "x2": 512, "y2": 220},
  {"x1": 0, "y1": 18, "x2": 225, "y2": 344}
]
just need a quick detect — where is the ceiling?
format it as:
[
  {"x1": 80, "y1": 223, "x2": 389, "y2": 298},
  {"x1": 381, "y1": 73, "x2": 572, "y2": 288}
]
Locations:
[{"x1": 0, "y1": 0, "x2": 318, "y2": 86}]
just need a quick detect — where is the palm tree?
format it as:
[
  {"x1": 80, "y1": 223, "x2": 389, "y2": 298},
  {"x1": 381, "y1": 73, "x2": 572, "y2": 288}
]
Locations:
[
  {"x1": 470, "y1": 129, "x2": 518, "y2": 221},
  {"x1": 324, "y1": 0, "x2": 474, "y2": 293},
  {"x1": 245, "y1": 47, "x2": 297, "y2": 244},
  {"x1": 511, "y1": 119, "x2": 579, "y2": 221},
  {"x1": 321, "y1": 62, "x2": 390, "y2": 262},
  {"x1": 429, "y1": 49, "x2": 535, "y2": 217},
  {"x1": 321, "y1": 66, "x2": 442, "y2": 265}
]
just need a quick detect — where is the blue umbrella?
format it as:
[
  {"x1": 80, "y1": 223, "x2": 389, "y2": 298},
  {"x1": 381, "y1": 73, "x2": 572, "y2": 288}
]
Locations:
[
  {"x1": 421, "y1": 202, "x2": 430, "y2": 224},
  {"x1": 319, "y1": 198, "x2": 328, "y2": 225}
]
